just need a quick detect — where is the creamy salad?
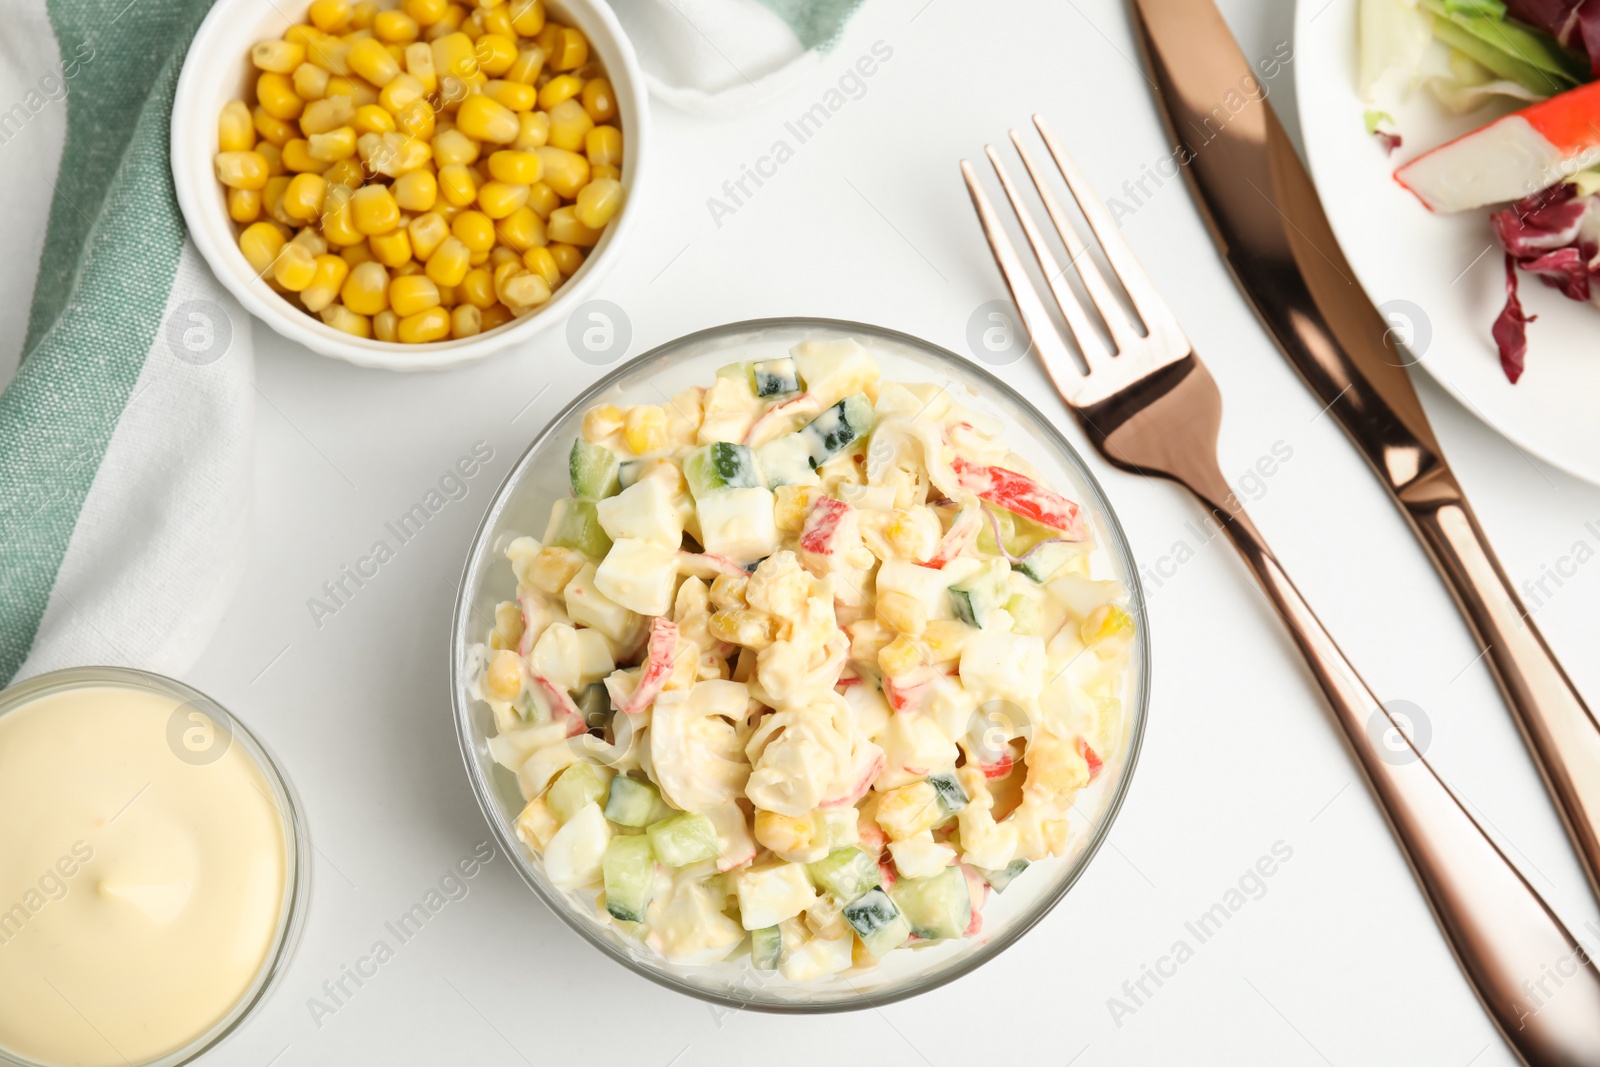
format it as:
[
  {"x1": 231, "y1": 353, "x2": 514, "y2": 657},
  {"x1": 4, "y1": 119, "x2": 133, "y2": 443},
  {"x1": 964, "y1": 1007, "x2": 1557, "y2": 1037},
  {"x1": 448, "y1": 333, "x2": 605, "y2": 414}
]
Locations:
[{"x1": 476, "y1": 338, "x2": 1134, "y2": 980}]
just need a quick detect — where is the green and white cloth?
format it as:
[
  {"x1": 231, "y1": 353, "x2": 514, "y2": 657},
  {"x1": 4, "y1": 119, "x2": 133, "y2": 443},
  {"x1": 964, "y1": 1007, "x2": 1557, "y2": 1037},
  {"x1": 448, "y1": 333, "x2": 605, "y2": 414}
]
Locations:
[
  {"x1": 0, "y1": 0, "x2": 861, "y2": 688},
  {"x1": 0, "y1": 0, "x2": 252, "y2": 688}
]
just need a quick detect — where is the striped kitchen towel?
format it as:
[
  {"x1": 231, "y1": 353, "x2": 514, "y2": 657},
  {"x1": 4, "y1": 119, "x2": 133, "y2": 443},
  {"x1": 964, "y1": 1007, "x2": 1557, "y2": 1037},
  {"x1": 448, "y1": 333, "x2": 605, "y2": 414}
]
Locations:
[{"x1": 0, "y1": 0, "x2": 253, "y2": 686}]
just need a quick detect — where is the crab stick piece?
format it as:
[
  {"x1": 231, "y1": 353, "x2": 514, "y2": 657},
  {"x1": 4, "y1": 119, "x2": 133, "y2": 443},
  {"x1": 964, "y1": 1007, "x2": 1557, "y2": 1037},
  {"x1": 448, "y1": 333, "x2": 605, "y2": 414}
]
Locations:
[{"x1": 1395, "y1": 80, "x2": 1600, "y2": 212}]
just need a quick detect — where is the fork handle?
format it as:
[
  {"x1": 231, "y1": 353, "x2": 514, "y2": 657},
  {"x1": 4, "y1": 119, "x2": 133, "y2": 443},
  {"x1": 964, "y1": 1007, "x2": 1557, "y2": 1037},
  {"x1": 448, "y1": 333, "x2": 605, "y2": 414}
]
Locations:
[{"x1": 1203, "y1": 496, "x2": 1600, "y2": 1065}]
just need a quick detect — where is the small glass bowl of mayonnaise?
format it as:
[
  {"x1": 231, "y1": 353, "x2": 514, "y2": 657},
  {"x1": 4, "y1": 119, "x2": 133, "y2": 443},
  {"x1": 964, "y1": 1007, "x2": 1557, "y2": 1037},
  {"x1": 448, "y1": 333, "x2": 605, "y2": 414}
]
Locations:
[{"x1": 0, "y1": 667, "x2": 310, "y2": 1067}]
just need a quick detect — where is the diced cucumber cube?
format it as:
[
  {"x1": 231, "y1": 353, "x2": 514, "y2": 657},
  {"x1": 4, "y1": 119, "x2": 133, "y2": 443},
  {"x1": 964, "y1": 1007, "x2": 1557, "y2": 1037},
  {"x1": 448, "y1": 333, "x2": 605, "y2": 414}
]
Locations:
[
  {"x1": 926, "y1": 770, "x2": 969, "y2": 816},
  {"x1": 684, "y1": 442, "x2": 761, "y2": 499},
  {"x1": 806, "y1": 847, "x2": 881, "y2": 901},
  {"x1": 617, "y1": 459, "x2": 645, "y2": 490},
  {"x1": 1017, "y1": 542, "x2": 1078, "y2": 584},
  {"x1": 1004, "y1": 592, "x2": 1046, "y2": 636},
  {"x1": 949, "y1": 586, "x2": 980, "y2": 627},
  {"x1": 547, "y1": 762, "x2": 612, "y2": 824},
  {"x1": 575, "y1": 682, "x2": 610, "y2": 732},
  {"x1": 646, "y1": 812, "x2": 720, "y2": 867},
  {"x1": 752, "y1": 357, "x2": 802, "y2": 397},
  {"x1": 844, "y1": 888, "x2": 912, "y2": 957},
  {"x1": 544, "y1": 498, "x2": 613, "y2": 560},
  {"x1": 889, "y1": 866, "x2": 971, "y2": 941},
  {"x1": 754, "y1": 432, "x2": 820, "y2": 488},
  {"x1": 604, "y1": 775, "x2": 661, "y2": 828},
  {"x1": 569, "y1": 438, "x2": 622, "y2": 499},
  {"x1": 750, "y1": 924, "x2": 782, "y2": 970},
  {"x1": 798, "y1": 394, "x2": 876, "y2": 466},
  {"x1": 602, "y1": 834, "x2": 656, "y2": 922},
  {"x1": 977, "y1": 858, "x2": 1030, "y2": 893}
]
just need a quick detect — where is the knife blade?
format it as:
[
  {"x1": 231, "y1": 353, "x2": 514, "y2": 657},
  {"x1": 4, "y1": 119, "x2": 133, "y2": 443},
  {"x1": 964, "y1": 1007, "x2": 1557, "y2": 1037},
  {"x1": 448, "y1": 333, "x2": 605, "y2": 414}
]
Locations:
[{"x1": 1126, "y1": 0, "x2": 1600, "y2": 921}]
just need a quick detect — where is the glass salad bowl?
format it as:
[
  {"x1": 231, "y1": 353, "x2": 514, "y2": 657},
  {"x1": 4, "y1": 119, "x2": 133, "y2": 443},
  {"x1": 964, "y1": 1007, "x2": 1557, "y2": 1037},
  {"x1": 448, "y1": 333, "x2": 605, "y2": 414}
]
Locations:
[{"x1": 450, "y1": 318, "x2": 1149, "y2": 1011}]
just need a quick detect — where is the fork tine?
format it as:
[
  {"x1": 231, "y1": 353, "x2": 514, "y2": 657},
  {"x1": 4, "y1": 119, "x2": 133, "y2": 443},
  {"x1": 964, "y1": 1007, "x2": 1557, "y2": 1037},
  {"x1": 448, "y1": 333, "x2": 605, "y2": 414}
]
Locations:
[
  {"x1": 1032, "y1": 114, "x2": 1181, "y2": 343},
  {"x1": 983, "y1": 145, "x2": 1113, "y2": 369},
  {"x1": 1009, "y1": 130, "x2": 1141, "y2": 351},
  {"x1": 960, "y1": 159, "x2": 1084, "y2": 396}
]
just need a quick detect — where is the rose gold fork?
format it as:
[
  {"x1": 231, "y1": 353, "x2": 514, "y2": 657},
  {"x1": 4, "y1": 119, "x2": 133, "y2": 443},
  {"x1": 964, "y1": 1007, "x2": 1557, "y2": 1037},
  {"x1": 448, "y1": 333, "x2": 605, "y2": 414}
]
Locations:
[{"x1": 963, "y1": 116, "x2": 1600, "y2": 1066}]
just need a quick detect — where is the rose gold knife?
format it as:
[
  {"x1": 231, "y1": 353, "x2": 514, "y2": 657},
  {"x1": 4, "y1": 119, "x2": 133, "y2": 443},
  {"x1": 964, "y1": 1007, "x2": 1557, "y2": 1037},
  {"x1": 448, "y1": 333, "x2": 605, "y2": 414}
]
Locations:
[{"x1": 1127, "y1": 0, "x2": 1600, "y2": 906}]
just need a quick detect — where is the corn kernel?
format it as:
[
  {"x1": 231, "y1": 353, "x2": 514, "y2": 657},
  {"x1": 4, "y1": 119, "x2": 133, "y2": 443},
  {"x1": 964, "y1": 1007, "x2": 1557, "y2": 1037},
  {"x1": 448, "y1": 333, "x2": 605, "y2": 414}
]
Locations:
[
  {"x1": 534, "y1": 23, "x2": 560, "y2": 53},
  {"x1": 431, "y1": 31, "x2": 479, "y2": 81},
  {"x1": 308, "y1": 126, "x2": 357, "y2": 161},
  {"x1": 282, "y1": 172, "x2": 327, "y2": 221},
  {"x1": 398, "y1": 305, "x2": 451, "y2": 342},
  {"x1": 279, "y1": 138, "x2": 320, "y2": 173},
  {"x1": 451, "y1": 303, "x2": 482, "y2": 338},
  {"x1": 347, "y1": 37, "x2": 400, "y2": 86},
  {"x1": 573, "y1": 177, "x2": 622, "y2": 228},
  {"x1": 399, "y1": 43, "x2": 434, "y2": 93},
  {"x1": 254, "y1": 104, "x2": 295, "y2": 146},
  {"x1": 490, "y1": 245, "x2": 520, "y2": 267},
  {"x1": 537, "y1": 72, "x2": 581, "y2": 110},
  {"x1": 372, "y1": 308, "x2": 399, "y2": 341},
  {"x1": 513, "y1": 110, "x2": 550, "y2": 151},
  {"x1": 227, "y1": 187, "x2": 261, "y2": 223},
  {"x1": 543, "y1": 204, "x2": 597, "y2": 246},
  {"x1": 273, "y1": 242, "x2": 318, "y2": 291},
  {"x1": 875, "y1": 782, "x2": 942, "y2": 840},
  {"x1": 301, "y1": 94, "x2": 355, "y2": 135},
  {"x1": 526, "y1": 545, "x2": 587, "y2": 594},
  {"x1": 921, "y1": 620, "x2": 968, "y2": 664},
  {"x1": 310, "y1": 0, "x2": 353, "y2": 31},
  {"x1": 257, "y1": 72, "x2": 303, "y2": 122},
  {"x1": 502, "y1": 47, "x2": 543, "y2": 87},
  {"x1": 425, "y1": 235, "x2": 471, "y2": 286},
  {"x1": 386, "y1": 168, "x2": 434, "y2": 212},
  {"x1": 408, "y1": 211, "x2": 450, "y2": 259},
  {"x1": 876, "y1": 591, "x2": 927, "y2": 636},
  {"x1": 291, "y1": 226, "x2": 328, "y2": 255},
  {"x1": 238, "y1": 221, "x2": 287, "y2": 275},
  {"x1": 339, "y1": 239, "x2": 373, "y2": 266},
  {"x1": 431, "y1": 128, "x2": 479, "y2": 167},
  {"x1": 474, "y1": 32, "x2": 517, "y2": 75},
  {"x1": 289, "y1": 62, "x2": 328, "y2": 103},
  {"x1": 405, "y1": 0, "x2": 449, "y2": 24},
  {"x1": 251, "y1": 39, "x2": 306, "y2": 74},
  {"x1": 214, "y1": 150, "x2": 269, "y2": 190},
  {"x1": 352, "y1": 0, "x2": 380, "y2": 28},
  {"x1": 321, "y1": 302, "x2": 373, "y2": 337},
  {"x1": 434, "y1": 162, "x2": 476, "y2": 206},
  {"x1": 516, "y1": 246, "x2": 557, "y2": 289},
  {"x1": 525, "y1": 180, "x2": 559, "y2": 218},
  {"x1": 350, "y1": 184, "x2": 400, "y2": 234},
  {"x1": 590, "y1": 163, "x2": 619, "y2": 182},
  {"x1": 482, "y1": 3, "x2": 515, "y2": 38},
  {"x1": 583, "y1": 123, "x2": 623, "y2": 169},
  {"x1": 709, "y1": 608, "x2": 775, "y2": 649},
  {"x1": 877, "y1": 634, "x2": 925, "y2": 677},
  {"x1": 476, "y1": 180, "x2": 528, "y2": 219},
  {"x1": 455, "y1": 94, "x2": 518, "y2": 143},
  {"x1": 580, "y1": 406, "x2": 621, "y2": 445},
  {"x1": 1081, "y1": 604, "x2": 1134, "y2": 653},
  {"x1": 459, "y1": 267, "x2": 496, "y2": 308},
  {"x1": 341, "y1": 260, "x2": 390, "y2": 314},
  {"x1": 369, "y1": 226, "x2": 413, "y2": 267},
  {"x1": 482, "y1": 79, "x2": 535, "y2": 112},
  {"x1": 322, "y1": 157, "x2": 365, "y2": 187},
  {"x1": 218, "y1": 100, "x2": 255, "y2": 152},
  {"x1": 494, "y1": 265, "x2": 550, "y2": 309},
  {"x1": 389, "y1": 273, "x2": 441, "y2": 316},
  {"x1": 393, "y1": 97, "x2": 436, "y2": 139},
  {"x1": 508, "y1": 0, "x2": 544, "y2": 33},
  {"x1": 257, "y1": 141, "x2": 285, "y2": 175},
  {"x1": 581, "y1": 77, "x2": 616, "y2": 123},
  {"x1": 374, "y1": 9, "x2": 420, "y2": 42},
  {"x1": 534, "y1": 145, "x2": 587, "y2": 197},
  {"x1": 300, "y1": 254, "x2": 350, "y2": 312},
  {"x1": 306, "y1": 37, "x2": 352, "y2": 77},
  {"x1": 448, "y1": 209, "x2": 494, "y2": 253},
  {"x1": 480, "y1": 303, "x2": 513, "y2": 330},
  {"x1": 262, "y1": 175, "x2": 292, "y2": 224},
  {"x1": 754, "y1": 810, "x2": 814, "y2": 856},
  {"x1": 495, "y1": 205, "x2": 544, "y2": 251},
  {"x1": 353, "y1": 102, "x2": 396, "y2": 134},
  {"x1": 546, "y1": 98, "x2": 592, "y2": 152},
  {"x1": 548, "y1": 242, "x2": 583, "y2": 275},
  {"x1": 623, "y1": 405, "x2": 668, "y2": 455},
  {"x1": 547, "y1": 27, "x2": 587, "y2": 71}
]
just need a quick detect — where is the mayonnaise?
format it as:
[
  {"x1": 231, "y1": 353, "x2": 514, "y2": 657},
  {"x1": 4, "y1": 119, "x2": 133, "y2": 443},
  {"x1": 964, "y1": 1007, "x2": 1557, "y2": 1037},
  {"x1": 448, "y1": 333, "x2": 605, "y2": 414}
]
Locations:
[{"x1": 0, "y1": 681, "x2": 289, "y2": 1067}]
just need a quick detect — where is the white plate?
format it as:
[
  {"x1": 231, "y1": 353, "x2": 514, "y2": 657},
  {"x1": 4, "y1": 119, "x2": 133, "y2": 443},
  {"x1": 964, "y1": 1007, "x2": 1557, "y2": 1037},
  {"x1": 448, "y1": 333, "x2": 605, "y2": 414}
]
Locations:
[{"x1": 1294, "y1": 0, "x2": 1600, "y2": 484}]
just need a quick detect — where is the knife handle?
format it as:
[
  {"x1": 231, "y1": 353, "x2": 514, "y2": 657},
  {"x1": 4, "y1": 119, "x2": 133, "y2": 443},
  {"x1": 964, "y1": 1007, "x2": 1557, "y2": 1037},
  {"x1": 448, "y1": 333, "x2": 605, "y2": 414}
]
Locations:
[
  {"x1": 1404, "y1": 476, "x2": 1600, "y2": 901},
  {"x1": 1208, "y1": 497, "x2": 1600, "y2": 1067}
]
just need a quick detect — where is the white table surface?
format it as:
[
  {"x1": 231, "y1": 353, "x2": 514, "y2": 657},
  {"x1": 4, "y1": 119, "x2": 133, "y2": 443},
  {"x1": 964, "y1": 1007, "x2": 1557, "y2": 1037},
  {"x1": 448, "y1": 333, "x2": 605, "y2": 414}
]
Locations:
[{"x1": 189, "y1": 1, "x2": 1600, "y2": 1063}]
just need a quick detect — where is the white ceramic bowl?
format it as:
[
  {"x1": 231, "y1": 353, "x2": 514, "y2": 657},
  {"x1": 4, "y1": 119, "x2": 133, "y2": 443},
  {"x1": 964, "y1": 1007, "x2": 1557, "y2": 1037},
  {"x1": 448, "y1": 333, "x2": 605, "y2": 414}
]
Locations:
[
  {"x1": 171, "y1": 0, "x2": 648, "y2": 372},
  {"x1": 451, "y1": 319, "x2": 1150, "y2": 1011}
]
